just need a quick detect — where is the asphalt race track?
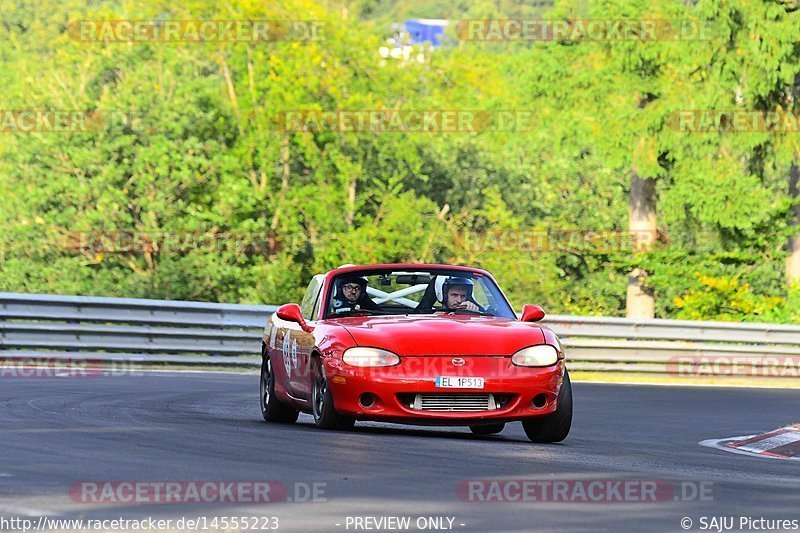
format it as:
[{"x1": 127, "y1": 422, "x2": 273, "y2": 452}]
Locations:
[{"x1": 1, "y1": 372, "x2": 799, "y2": 532}]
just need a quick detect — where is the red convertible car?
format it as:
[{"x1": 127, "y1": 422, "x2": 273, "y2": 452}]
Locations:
[{"x1": 259, "y1": 264, "x2": 571, "y2": 442}]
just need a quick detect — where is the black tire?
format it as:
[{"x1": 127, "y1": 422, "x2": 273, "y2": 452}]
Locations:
[
  {"x1": 260, "y1": 356, "x2": 299, "y2": 423},
  {"x1": 469, "y1": 423, "x2": 505, "y2": 435},
  {"x1": 311, "y1": 358, "x2": 355, "y2": 430},
  {"x1": 521, "y1": 369, "x2": 572, "y2": 443}
]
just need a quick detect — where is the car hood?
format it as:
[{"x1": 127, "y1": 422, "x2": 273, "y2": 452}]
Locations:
[{"x1": 327, "y1": 314, "x2": 545, "y2": 356}]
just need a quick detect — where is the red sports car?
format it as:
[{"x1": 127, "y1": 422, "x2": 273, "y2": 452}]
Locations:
[{"x1": 259, "y1": 264, "x2": 571, "y2": 442}]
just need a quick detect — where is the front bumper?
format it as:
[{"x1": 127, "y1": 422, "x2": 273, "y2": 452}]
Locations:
[{"x1": 324, "y1": 355, "x2": 565, "y2": 424}]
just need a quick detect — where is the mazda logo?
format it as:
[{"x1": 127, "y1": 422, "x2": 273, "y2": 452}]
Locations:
[{"x1": 451, "y1": 357, "x2": 466, "y2": 366}]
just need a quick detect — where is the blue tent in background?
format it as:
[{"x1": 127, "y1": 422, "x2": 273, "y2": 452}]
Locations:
[{"x1": 403, "y1": 19, "x2": 449, "y2": 46}]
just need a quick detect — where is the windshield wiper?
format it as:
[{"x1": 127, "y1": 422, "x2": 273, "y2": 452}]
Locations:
[
  {"x1": 431, "y1": 307, "x2": 491, "y2": 316},
  {"x1": 332, "y1": 308, "x2": 391, "y2": 317}
]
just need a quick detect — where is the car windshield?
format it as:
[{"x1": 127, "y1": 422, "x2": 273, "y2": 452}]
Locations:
[{"x1": 324, "y1": 269, "x2": 516, "y2": 319}]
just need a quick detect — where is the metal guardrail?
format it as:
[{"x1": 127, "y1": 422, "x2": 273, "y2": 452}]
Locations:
[
  {"x1": 0, "y1": 292, "x2": 273, "y2": 367},
  {"x1": 1, "y1": 292, "x2": 798, "y2": 378},
  {"x1": 545, "y1": 315, "x2": 800, "y2": 377}
]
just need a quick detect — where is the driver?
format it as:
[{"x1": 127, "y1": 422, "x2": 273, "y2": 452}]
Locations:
[
  {"x1": 332, "y1": 275, "x2": 380, "y2": 313},
  {"x1": 441, "y1": 277, "x2": 483, "y2": 312}
]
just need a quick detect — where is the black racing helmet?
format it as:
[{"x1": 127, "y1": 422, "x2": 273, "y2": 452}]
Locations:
[{"x1": 441, "y1": 276, "x2": 474, "y2": 303}]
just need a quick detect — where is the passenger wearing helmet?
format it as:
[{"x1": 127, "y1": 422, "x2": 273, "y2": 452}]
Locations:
[
  {"x1": 332, "y1": 275, "x2": 380, "y2": 314},
  {"x1": 441, "y1": 277, "x2": 483, "y2": 313}
]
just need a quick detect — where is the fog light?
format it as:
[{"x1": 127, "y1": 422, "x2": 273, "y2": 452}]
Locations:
[
  {"x1": 532, "y1": 393, "x2": 548, "y2": 409},
  {"x1": 359, "y1": 393, "x2": 377, "y2": 408}
]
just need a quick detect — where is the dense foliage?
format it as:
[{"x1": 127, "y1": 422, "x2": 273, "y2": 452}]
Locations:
[{"x1": 1, "y1": 0, "x2": 798, "y2": 323}]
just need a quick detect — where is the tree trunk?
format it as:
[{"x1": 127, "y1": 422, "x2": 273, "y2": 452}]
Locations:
[
  {"x1": 626, "y1": 171, "x2": 656, "y2": 318},
  {"x1": 787, "y1": 160, "x2": 800, "y2": 285}
]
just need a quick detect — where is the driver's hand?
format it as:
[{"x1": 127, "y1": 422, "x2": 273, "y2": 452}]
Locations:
[{"x1": 456, "y1": 301, "x2": 479, "y2": 312}]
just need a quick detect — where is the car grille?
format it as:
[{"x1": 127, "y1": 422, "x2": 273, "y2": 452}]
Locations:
[{"x1": 408, "y1": 393, "x2": 498, "y2": 412}]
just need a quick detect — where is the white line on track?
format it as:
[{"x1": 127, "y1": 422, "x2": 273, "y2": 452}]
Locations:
[
  {"x1": 0, "y1": 504, "x2": 58, "y2": 516},
  {"x1": 575, "y1": 379, "x2": 800, "y2": 390},
  {"x1": 129, "y1": 369, "x2": 257, "y2": 375},
  {"x1": 114, "y1": 369, "x2": 800, "y2": 389},
  {"x1": 5, "y1": 427, "x2": 162, "y2": 433}
]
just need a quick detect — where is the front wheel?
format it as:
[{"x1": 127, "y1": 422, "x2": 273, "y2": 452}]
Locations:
[
  {"x1": 260, "y1": 356, "x2": 299, "y2": 423},
  {"x1": 521, "y1": 369, "x2": 572, "y2": 443},
  {"x1": 311, "y1": 359, "x2": 355, "y2": 430}
]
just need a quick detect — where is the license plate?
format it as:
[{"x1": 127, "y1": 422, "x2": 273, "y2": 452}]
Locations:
[{"x1": 435, "y1": 376, "x2": 485, "y2": 389}]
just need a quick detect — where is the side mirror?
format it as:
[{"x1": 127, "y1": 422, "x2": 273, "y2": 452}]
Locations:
[
  {"x1": 520, "y1": 304, "x2": 546, "y2": 322},
  {"x1": 276, "y1": 303, "x2": 313, "y2": 332}
]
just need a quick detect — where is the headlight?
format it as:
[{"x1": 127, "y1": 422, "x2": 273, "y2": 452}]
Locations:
[
  {"x1": 343, "y1": 347, "x2": 401, "y2": 367},
  {"x1": 511, "y1": 345, "x2": 559, "y2": 367}
]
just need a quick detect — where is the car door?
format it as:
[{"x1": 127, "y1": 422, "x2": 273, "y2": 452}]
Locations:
[{"x1": 283, "y1": 275, "x2": 323, "y2": 399}]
